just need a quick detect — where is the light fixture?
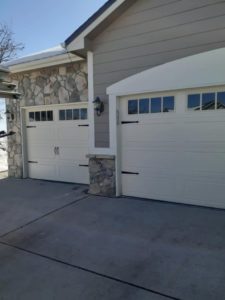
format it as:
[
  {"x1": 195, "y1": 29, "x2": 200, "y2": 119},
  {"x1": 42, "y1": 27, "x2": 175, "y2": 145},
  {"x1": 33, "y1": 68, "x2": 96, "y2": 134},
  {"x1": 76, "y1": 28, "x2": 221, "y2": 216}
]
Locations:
[
  {"x1": 93, "y1": 97, "x2": 104, "y2": 116},
  {"x1": 5, "y1": 109, "x2": 14, "y2": 121}
]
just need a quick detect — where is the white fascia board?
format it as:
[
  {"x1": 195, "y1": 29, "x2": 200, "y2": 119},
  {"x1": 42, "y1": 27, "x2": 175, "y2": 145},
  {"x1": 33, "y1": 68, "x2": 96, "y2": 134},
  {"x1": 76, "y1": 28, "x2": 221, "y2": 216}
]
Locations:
[
  {"x1": 107, "y1": 47, "x2": 225, "y2": 97},
  {"x1": 67, "y1": 0, "x2": 126, "y2": 52},
  {"x1": 8, "y1": 53, "x2": 83, "y2": 74}
]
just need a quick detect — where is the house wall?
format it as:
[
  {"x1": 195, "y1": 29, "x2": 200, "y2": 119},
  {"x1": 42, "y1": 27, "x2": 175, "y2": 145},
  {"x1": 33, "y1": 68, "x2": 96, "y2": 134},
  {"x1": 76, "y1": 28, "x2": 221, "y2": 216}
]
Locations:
[
  {"x1": 92, "y1": 0, "x2": 225, "y2": 148},
  {"x1": 7, "y1": 61, "x2": 88, "y2": 178}
]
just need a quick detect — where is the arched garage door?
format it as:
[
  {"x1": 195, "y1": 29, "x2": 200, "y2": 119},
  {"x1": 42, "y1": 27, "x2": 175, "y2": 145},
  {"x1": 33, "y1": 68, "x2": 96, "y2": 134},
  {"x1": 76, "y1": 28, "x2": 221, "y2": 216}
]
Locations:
[{"x1": 120, "y1": 89, "x2": 225, "y2": 209}]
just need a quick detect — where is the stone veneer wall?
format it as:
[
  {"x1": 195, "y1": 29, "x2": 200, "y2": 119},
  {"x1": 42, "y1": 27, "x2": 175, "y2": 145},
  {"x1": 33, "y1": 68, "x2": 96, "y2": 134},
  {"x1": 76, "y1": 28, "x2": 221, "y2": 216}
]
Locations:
[
  {"x1": 88, "y1": 155, "x2": 116, "y2": 197},
  {"x1": 6, "y1": 61, "x2": 88, "y2": 178}
]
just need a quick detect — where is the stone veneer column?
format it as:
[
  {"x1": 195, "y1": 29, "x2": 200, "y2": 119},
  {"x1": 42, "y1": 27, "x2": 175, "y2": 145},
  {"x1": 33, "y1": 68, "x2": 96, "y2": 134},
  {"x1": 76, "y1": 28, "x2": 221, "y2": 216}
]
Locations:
[
  {"x1": 88, "y1": 155, "x2": 116, "y2": 197},
  {"x1": 6, "y1": 99, "x2": 23, "y2": 178}
]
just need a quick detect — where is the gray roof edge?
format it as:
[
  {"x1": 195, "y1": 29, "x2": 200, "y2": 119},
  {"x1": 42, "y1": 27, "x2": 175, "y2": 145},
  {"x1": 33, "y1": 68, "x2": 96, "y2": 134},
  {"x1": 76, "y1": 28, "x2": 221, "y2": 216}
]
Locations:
[
  {"x1": 65, "y1": 0, "x2": 117, "y2": 46},
  {"x1": 2, "y1": 45, "x2": 68, "y2": 68}
]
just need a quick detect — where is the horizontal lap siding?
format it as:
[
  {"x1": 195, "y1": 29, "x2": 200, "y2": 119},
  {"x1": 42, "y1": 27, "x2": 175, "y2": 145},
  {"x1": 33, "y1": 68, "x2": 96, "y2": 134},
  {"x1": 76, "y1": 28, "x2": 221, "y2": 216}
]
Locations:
[{"x1": 93, "y1": 0, "x2": 225, "y2": 148}]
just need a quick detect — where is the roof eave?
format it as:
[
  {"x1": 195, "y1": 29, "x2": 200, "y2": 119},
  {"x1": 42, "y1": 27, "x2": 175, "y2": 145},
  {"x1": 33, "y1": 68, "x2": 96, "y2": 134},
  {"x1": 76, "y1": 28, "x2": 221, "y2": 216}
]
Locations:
[
  {"x1": 65, "y1": 0, "x2": 128, "y2": 52},
  {"x1": 65, "y1": 0, "x2": 117, "y2": 46},
  {"x1": 6, "y1": 52, "x2": 83, "y2": 74}
]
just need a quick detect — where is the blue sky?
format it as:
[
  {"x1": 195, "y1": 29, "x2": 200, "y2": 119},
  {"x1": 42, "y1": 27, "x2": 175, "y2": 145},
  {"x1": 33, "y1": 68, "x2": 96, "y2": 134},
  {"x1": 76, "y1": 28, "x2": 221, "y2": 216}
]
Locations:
[{"x1": 1, "y1": 0, "x2": 106, "y2": 57}]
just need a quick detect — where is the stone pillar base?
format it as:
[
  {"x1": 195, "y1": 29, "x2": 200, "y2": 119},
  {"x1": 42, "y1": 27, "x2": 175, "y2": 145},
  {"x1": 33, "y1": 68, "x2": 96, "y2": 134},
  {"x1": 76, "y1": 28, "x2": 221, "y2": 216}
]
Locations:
[{"x1": 88, "y1": 155, "x2": 116, "y2": 197}]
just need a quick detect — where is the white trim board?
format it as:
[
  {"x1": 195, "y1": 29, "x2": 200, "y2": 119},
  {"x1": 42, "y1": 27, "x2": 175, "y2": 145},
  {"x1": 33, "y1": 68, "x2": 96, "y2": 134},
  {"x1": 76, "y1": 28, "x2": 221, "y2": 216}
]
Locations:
[
  {"x1": 21, "y1": 102, "x2": 88, "y2": 110},
  {"x1": 8, "y1": 53, "x2": 83, "y2": 73}
]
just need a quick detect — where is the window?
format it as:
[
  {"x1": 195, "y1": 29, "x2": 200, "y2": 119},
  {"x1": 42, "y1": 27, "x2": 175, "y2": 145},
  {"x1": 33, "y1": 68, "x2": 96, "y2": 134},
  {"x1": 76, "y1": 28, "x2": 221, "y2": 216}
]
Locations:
[
  {"x1": 163, "y1": 96, "x2": 174, "y2": 112},
  {"x1": 188, "y1": 94, "x2": 200, "y2": 111},
  {"x1": 202, "y1": 93, "x2": 215, "y2": 110},
  {"x1": 59, "y1": 110, "x2": 66, "y2": 120},
  {"x1": 139, "y1": 99, "x2": 149, "y2": 114},
  {"x1": 59, "y1": 108, "x2": 88, "y2": 121},
  {"x1": 29, "y1": 110, "x2": 53, "y2": 122},
  {"x1": 73, "y1": 109, "x2": 79, "y2": 120},
  {"x1": 187, "y1": 91, "x2": 225, "y2": 111},
  {"x1": 35, "y1": 111, "x2": 40, "y2": 121},
  {"x1": 128, "y1": 100, "x2": 138, "y2": 114},
  {"x1": 66, "y1": 109, "x2": 73, "y2": 120},
  {"x1": 29, "y1": 112, "x2": 35, "y2": 122},
  {"x1": 151, "y1": 97, "x2": 161, "y2": 113},
  {"x1": 47, "y1": 111, "x2": 53, "y2": 121},
  {"x1": 217, "y1": 92, "x2": 225, "y2": 109},
  {"x1": 80, "y1": 108, "x2": 88, "y2": 120},
  {"x1": 41, "y1": 111, "x2": 46, "y2": 121},
  {"x1": 128, "y1": 95, "x2": 175, "y2": 115}
]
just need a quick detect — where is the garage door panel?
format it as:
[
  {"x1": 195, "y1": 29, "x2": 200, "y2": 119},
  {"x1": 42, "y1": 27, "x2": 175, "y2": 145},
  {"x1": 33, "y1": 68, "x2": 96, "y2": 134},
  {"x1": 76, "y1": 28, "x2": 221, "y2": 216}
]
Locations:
[
  {"x1": 120, "y1": 93, "x2": 225, "y2": 208},
  {"x1": 180, "y1": 151, "x2": 225, "y2": 175},
  {"x1": 122, "y1": 148, "x2": 177, "y2": 170},
  {"x1": 180, "y1": 123, "x2": 225, "y2": 142},
  {"x1": 27, "y1": 144, "x2": 55, "y2": 161},
  {"x1": 26, "y1": 104, "x2": 89, "y2": 184},
  {"x1": 58, "y1": 125, "x2": 88, "y2": 142},
  {"x1": 122, "y1": 174, "x2": 178, "y2": 201},
  {"x1": 58, "y1": 162, "x2": 89, "y2": 184},
  {"x1": 58, "y1": 146, "x2": 88, "y2": 162},
  {"x1": 183, "y1": 180, "x2": 225, "y2": 208},
  {"x1": 26, "y1": 126, "x2": 56, "y2": 143},
  {"x1": 28, "y1": 163, "x2": 58, "y2": 181},
  {"x1": 121, "y1": 124, "x2": 178, "y2": 143}
]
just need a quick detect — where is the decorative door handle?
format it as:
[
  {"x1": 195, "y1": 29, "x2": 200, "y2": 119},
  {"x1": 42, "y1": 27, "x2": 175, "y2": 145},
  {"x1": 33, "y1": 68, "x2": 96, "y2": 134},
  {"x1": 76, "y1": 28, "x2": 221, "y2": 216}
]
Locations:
[
  {"x1": 54, "y1": 146, "x2": 60, "y2": 155},
  {"x1": 54, "y1": 146, "x2": 57, "y2": 155}
]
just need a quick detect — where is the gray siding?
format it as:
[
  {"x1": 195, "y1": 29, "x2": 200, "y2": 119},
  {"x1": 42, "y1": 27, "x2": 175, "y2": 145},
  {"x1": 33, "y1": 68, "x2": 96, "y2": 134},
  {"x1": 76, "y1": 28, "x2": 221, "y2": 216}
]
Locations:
[{"x1": 93, "y1": 0, "x2": 225, "y2": 147}]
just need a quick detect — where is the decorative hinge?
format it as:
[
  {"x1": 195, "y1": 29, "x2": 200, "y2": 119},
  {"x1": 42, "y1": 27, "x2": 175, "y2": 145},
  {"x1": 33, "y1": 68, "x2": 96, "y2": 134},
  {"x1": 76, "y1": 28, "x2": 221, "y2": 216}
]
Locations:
[
  {"x1": 78, "y1": 124, "x2": 89, "y2": 127},
  {"x1": 28, "y1": 161, "x2": 38, "y2": 164},
  {"x1": 122, "y1": 171, "x2": 139, "y2": 175},
  {"x1": 79, "y1": 164, "x2": 89, "y2": 167},
  {"x1": 121, "y1": 121, "x2": 139, "y2": 124},
  {"x1": 26, "y1": 126, "x2": 36, "y2": 128}
]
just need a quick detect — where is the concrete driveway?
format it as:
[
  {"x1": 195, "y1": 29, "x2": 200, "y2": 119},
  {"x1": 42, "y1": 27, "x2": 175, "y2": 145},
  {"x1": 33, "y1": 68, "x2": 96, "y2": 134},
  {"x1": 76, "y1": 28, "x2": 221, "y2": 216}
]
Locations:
[{"x1": 0, "y1": 178, "x2": 225, "y2": 300}]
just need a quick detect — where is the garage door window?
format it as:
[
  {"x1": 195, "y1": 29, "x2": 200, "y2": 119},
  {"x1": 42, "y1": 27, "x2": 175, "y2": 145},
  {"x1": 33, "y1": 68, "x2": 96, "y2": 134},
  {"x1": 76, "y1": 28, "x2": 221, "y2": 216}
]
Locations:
[
  {"x1": 59, "y1": 108, "x2": 88, "y2": 121},
  {"x1": 188, "y1": 94, "x2": 200, "y2": 111},
  {"x1": 73, "y1": 109, "x2": 79, "y2": 120},
  {"x1": 41, "y1": 111, "x2": 46, "y2": 121},
  {"x1": 128, "y1": 96, "x2": 175, "y2": 114},
  {"x1": 128, "y1": 100, "x2": 138, "y2": 114},
  {"x1": 139, "y1": 98, "x2": 149, "y2": 114},
  {"x1": 151, "y1": 97, "x2": 161, "y2": 113},
  {"x1": 217, "y1": 92, "x2": 225, "y2": 109},
  {"x1": 47, "y1": 111, "x2": 53, "y2": 121},
  {"x1": 66, "y1": 109, "x2": 73, "y2": 120},
  {"x1": 29, "y1": 110, "x2": 53, "y2": 122},
  {"x1": 35, "y1": 111, "x2": 40, "y2": 121},
  {"x1": 202, "y1": 93, "x2": 215, "y2": 110},
  {"x1": 188, "y1": 92, "x2": 225, "y2": 111},
  {"x1": 81, "y1": 108, "x2": 88, "y2": 120},
  {"x1": 163, "y1": 96, "x2": 175, "y2": 112},
  {"x1": 29, "y1": 112, "x2": 35, "y2": 122}
]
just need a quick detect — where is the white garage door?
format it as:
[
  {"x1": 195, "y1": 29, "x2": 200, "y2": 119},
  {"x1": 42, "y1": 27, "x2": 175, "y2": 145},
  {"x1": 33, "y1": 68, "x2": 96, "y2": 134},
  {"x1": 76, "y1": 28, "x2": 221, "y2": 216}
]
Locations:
[
  {"x1": 26, "y1": 104, "x2": 89, "y2": 184},
  {"x1": 120, "y1": 89, "x2": 225, "y2": 208}
]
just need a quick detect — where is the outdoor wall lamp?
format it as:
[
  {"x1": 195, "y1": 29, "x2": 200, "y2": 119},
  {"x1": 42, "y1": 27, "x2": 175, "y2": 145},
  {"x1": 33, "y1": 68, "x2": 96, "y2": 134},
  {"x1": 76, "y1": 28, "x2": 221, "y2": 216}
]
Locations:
[
  {"x1": 93, "y1": 97, "x2": 104, "y2": 116},
  {"x1": 5, "y1": 109, "x2": 14, "y2": 121}
]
